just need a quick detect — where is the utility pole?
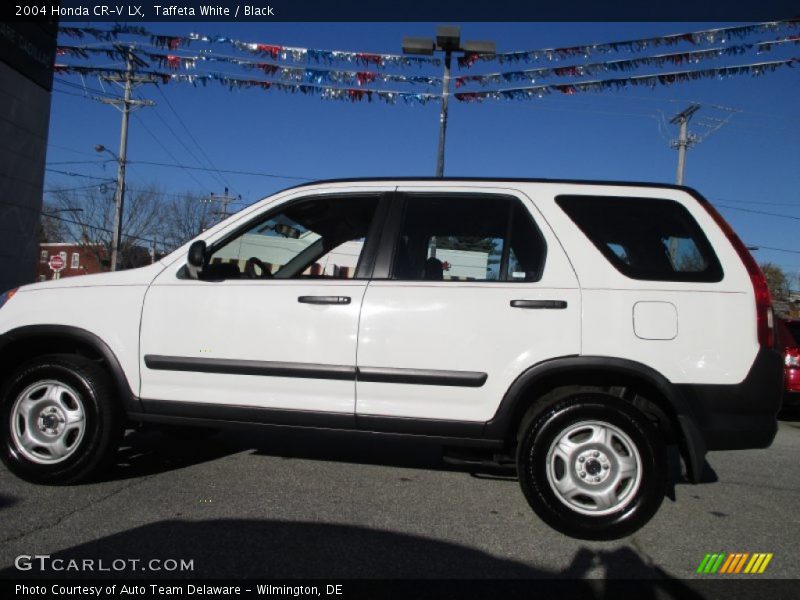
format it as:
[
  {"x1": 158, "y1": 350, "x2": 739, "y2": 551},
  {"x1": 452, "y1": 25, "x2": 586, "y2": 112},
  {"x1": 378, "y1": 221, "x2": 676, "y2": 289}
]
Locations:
[
  {"x1": 208, "y1": 187, "x2": 241, "y2": 220},
  {"x1": 670, "y1": 104, "x2": 700, "y2": 185},
  {"x1": 98, "y1": 45, "x2": 156, "y2": 271}
]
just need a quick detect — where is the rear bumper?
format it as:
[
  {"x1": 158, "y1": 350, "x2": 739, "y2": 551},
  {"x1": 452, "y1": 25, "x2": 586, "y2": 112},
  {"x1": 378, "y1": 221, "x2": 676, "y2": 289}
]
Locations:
[
  {"x1": 782, "y1": 390, "x2": 800, "y2": 410},
  {"x1": 677, "y1": 348, "x2": 783, "y2": 451}
]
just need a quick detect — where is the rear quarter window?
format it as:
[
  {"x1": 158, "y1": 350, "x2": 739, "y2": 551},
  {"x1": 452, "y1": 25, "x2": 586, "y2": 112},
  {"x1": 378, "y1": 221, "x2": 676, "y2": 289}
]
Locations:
[{"x1": 556, "y1": 195, "x2": 723, "y2": 283}]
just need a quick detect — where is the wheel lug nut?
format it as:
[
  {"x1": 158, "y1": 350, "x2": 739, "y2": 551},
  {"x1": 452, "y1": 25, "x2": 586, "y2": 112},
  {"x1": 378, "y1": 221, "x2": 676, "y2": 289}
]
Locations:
[
  {"x1": 578, "y1": 456, "x2": 585, "y2": 463},
  {"x1": 592, "y1": 451, "x2": 599, "y2": 457},
  {"x1": 594, "y1": 477, "x2": 601, "y2": 482},
  {"x1": 603, "y1": 464, "x2": 609, "y2": 470},
  {"x1": 579, "y1": 472, "x2": 586, "y2": 478}
]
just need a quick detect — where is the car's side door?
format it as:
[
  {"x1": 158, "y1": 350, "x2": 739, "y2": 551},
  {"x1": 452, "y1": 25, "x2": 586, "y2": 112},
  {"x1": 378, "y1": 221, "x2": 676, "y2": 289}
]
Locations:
[
  {"x1": 355, "y1": 186, "x2": 581, "y2": 431},
  {"x1": 139, "y1": 189, "x2": 390, "y2": 423}
]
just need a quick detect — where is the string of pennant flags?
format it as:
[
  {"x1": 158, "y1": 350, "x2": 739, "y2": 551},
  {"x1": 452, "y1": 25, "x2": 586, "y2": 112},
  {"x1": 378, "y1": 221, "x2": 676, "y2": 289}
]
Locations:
[
  {"x1": 455, "y1": 36, "x2": 800, "y2": 87},
  {"x1": 55, "y1": 35, "x2": 799, "y2": 96},
  {"x1": 54, "y1": 22, "x2": 799, "y2": 107},
  {"x1": 52, "y1": 64, "x2": 441, "y2": 105},
  {"x1": 454, "y1": 58, "x2": 799, "y2": 102},
  {"x1": 58, "y1": 25, "x2": 441, "y2": 69},
  {"x1": 58, "y1": 20, "x2": 800, "y2": 72},
  {"x1": 53, "y1": 58, "x2": 798, "y2": 105},
  {"x1": 56, "y1": 45, "x2": 442, "y2": 87},
  {"x1": 457, "y1": 19, "x2": 800, "y2": 67}
]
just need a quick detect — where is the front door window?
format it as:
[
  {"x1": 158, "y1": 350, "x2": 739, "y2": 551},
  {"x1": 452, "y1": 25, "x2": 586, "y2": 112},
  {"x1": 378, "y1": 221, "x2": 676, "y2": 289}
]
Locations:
[{"x1": 205, "y1": 195, "x2": 379, "y2": 280}]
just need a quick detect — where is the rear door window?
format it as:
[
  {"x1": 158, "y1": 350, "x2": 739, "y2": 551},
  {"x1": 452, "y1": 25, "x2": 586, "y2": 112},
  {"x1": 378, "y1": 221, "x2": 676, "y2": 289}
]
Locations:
[
  {"x1": 556, "y1": 195, "x2": 723, "y2": 282},
  {"x1": 391, "y1": 194, "x2": 546, "y2": 282}
]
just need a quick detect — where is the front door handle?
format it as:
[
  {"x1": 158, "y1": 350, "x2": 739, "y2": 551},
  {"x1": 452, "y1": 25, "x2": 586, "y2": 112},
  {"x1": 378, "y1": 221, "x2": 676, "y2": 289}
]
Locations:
[
  {"x1": 298, "y1": 296, "x2": 351, "y2": 305},
  {"x1": 510, "y1": 299, "x2": 568, "y2": 309}
]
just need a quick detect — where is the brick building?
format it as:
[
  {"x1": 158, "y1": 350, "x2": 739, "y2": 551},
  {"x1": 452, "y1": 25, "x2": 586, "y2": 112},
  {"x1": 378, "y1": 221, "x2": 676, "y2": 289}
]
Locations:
[{"x1": 37, "y1": 243, "x2": 106, "y2": 281}]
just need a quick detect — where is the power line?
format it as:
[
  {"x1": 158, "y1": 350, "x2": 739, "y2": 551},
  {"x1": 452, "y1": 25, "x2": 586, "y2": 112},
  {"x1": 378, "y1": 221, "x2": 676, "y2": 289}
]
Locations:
[
  {"x1": 144, "y1": 99, "x2": 224, "y2": 192},
  {"x1": 53, "y1": 86, "x2": 113, "y2": 103},
  {"x1": 749, "y1": 245, "x2": 800, "y2": 255},
  {"x1": 47, "y1": 159, "x2": 116, "y2": 166},
  {"x1": 154, "y1": 83, "x2": 236, "y2": 195},
  {"x1": 132, "y1": 113, "x2": 214, "y2": 193},
  {"x1": 54, "y1": 76, "x2": 124, "y2": 99},
  {"x1": 131, "y1": 160, "x2": 314, "y2": 181},
  {"x1": 45, "y1": 183, "x2": 220, "y2": 201},
  {"x1": 45, "y1": 168, "x2": 116, "y2": 181},
  {"x1": 47, "y1": 162, "x2": 308, "y2": 185},
  {"x1": 713, "y1": 197, "x2": 800, "y2": 208},
  {"x1": 0, "y1": 198, "x2": 160, "y2": 246},
  {"x1": 714, "y1": 203, "x2": 800, "y2": 222},
  {"x1": 45, "y1": 183, "x2": 112, "y2": 193}
]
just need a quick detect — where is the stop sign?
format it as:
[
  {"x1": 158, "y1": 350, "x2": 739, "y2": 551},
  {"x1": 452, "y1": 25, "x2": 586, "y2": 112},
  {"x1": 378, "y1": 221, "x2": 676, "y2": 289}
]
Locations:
[{"x1": 49, "y1": 255, "x2": 65, "y2": 271}]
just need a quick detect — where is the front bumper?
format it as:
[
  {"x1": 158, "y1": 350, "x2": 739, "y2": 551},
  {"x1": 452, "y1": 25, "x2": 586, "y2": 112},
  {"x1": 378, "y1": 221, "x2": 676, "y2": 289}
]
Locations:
[{"x1": 677, "y1": 348, "x2": 783, "y2": 451}]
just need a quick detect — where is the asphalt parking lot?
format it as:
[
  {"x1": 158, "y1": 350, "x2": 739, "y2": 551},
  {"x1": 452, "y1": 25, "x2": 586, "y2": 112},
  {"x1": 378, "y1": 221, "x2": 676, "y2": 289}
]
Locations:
[{"x1": 1, "y1": 417, "x2": 799, "y2": 581}]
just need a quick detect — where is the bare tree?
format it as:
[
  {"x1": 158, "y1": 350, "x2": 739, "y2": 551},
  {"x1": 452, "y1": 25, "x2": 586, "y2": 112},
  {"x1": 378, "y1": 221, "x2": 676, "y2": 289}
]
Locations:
[
  {"x1": 39, "y1": 204, "x2": 71, "y2": 243},
  {"x1": 160, "y1": 192, "x2": 221, "y2": 252},
  {"x1": 50, "y1": 185, "x2": 165, "y2": 270},
  {"x1": 761, "y1": 262, "x2": 790, "y2": 304}
]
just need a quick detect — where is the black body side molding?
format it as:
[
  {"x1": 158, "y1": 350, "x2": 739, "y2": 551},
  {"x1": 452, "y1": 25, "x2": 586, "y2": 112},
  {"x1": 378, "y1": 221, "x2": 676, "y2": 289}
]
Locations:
[
  {"x1": 144, "y1": 355, "x2": 356, "y2": 381},
  {"x1": 132, "y1": 400, "x2": 499, "y2": 448},
  {"x1": 144, "y1": 355, "x2": 488, "y2": 388},
  {"x1": 358, "y1": 366, "x2": 487, "y2": 387}
]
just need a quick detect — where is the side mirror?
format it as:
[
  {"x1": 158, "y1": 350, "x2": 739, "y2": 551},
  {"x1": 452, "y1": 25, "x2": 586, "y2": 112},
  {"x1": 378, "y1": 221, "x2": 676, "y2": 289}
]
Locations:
[{"x1": 186, "y1": 240, "x2": 206, "y2": 279}]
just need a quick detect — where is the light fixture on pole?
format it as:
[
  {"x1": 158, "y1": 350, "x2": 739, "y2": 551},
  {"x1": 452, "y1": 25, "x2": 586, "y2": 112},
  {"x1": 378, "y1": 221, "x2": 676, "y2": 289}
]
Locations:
[{"x1": 403, "y1": 26, "x2": 495, "y2": 177}]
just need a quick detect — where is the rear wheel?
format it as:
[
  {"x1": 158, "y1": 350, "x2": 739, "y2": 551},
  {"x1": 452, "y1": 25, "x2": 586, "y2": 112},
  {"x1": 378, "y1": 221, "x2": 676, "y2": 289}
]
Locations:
[
  {"x1": 0, "y1": 355, "x2": 123, "y2": 484},
  {"x1": 517, "y1": 393, "x2": 667, "y2": 540}
]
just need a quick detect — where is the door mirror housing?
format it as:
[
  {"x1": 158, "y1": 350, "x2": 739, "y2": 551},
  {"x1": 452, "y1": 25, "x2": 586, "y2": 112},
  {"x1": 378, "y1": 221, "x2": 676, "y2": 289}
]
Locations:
[{"x1": 186, "y1": 240, "x2": 206, "y2": 279}]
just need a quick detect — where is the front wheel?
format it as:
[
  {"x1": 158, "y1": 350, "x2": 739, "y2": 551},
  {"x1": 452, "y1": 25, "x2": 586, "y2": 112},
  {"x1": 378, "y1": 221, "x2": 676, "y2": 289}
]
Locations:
[
  {"x1": 517, "y1": 394, "x2": 667, "y2": 540},
  {"x1": 0, "y1": 354, "x2": 123, "y2": 484}
]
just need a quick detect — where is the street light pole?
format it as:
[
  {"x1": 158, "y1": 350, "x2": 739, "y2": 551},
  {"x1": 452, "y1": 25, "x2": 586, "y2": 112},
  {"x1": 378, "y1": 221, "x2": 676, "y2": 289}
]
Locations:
[
  {"x1": 436, "y1": 49, "x2": 452, "y2": 178},
  {"x1": 403, "y1": 27, "x2": 495, "y2": 178}
]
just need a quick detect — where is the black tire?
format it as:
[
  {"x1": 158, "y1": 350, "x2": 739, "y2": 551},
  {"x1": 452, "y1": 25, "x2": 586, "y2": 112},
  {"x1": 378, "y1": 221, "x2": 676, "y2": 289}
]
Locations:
[
  {"x1": 0, "y1": 354, "x2": 123, "y2": 485},
  {"x1": 517, "y1": 393, "x2": 667, "y2": 540}
]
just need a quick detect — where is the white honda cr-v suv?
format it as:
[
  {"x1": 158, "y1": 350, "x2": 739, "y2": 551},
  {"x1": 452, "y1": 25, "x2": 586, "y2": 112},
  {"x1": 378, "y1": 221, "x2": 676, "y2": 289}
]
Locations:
[{"x1": 0, "y1": 178, "x2": 783, "y2": 539}]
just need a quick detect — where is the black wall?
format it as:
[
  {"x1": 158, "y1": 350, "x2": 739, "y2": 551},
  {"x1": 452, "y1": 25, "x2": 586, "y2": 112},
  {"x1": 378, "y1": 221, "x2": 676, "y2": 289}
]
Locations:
[{"x1": 0, "y1": 21, "x2": 57, "y2": 291}]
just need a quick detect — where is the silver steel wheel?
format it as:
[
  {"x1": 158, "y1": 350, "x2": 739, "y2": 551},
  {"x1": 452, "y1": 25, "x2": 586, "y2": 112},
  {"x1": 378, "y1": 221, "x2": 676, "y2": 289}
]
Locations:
[
  {"x1": 9, "y1": 380, "x2": 86, "y2": 465},
  {"x1": 545, "y1": 420, "x2": 642, "y2": 517}
]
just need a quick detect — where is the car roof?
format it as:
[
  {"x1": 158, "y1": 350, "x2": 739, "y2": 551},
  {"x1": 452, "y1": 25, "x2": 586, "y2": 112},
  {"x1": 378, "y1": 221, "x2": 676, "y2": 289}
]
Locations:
[{"x1": 280, "y1": 177, "x2": 702, "y2": 196}]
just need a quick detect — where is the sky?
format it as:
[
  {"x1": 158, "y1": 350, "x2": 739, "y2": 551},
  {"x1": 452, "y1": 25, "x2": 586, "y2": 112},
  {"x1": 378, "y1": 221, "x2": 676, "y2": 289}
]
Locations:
[{"x1": 45, "y1": 22, "x2": 800, "y2": 282}]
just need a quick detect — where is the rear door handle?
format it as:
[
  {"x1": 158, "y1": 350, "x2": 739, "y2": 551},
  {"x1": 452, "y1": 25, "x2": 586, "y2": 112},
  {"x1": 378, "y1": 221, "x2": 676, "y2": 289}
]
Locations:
[
  {"x1": 298, "y1": 296, "x2": 351, "y2": 305},
  {"x1": 510, "y1": 299, "x2": 568, "y2": 309}
]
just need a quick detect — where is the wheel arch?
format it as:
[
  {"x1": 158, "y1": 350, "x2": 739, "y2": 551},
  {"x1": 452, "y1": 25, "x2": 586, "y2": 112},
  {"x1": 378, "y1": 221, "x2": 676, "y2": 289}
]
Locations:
[
  {"x1": 484, "y1": 355, "x2": 707, "y2": 483},
  {"x1": 0, "y1": 325, "x2": 140, "y2": 414}
]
